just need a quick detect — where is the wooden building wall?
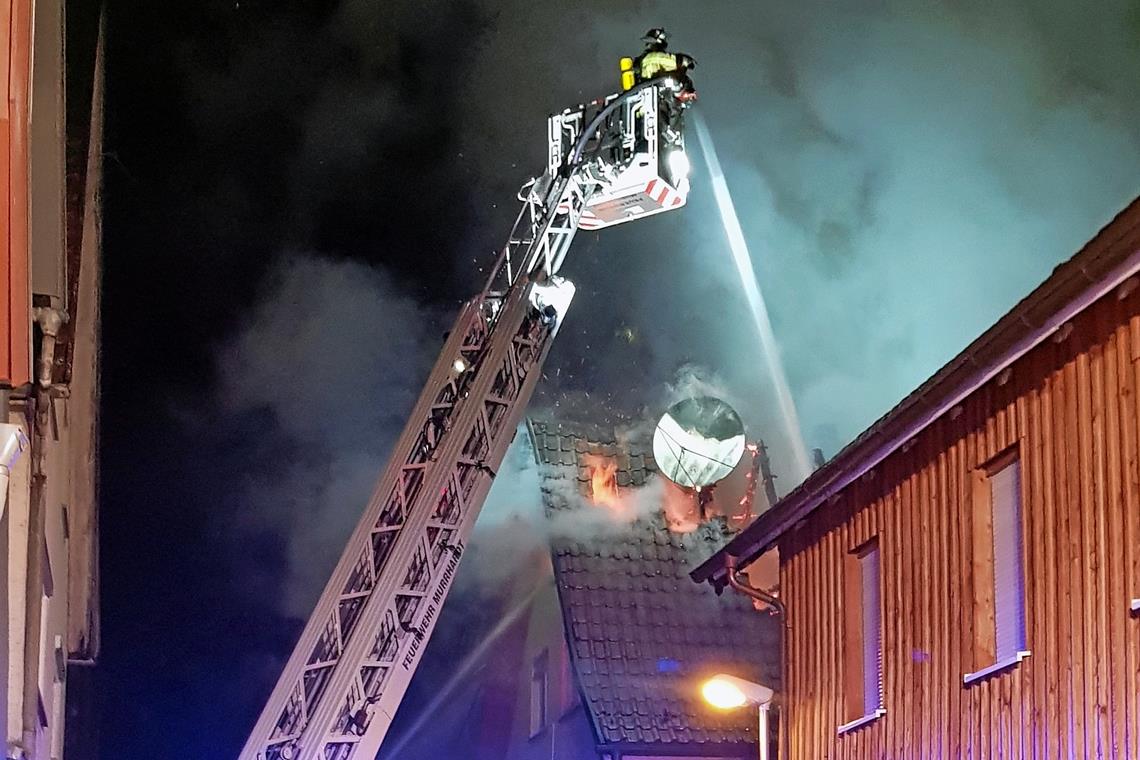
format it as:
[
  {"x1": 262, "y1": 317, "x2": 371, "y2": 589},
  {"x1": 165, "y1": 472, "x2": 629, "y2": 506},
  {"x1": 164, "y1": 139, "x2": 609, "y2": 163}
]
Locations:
[
  {"x1": 2, "y1": 0, "x2": 33, "y2": 388},
  {"x1": 779, "y1": 279, "x2": 1140, "y2": 759}
]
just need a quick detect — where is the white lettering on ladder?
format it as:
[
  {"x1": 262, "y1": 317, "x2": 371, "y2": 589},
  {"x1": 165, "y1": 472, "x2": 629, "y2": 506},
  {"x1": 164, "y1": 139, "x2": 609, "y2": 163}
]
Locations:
[{"x1": 401, "y1": 540, "x2": 465, "y2": 669}]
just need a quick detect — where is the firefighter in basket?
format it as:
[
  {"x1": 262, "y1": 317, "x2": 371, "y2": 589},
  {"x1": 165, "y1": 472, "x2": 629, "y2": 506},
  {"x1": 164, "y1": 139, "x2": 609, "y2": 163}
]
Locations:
[{"x1": 620, "y1": 28, "x2": 697, "y2": 103}]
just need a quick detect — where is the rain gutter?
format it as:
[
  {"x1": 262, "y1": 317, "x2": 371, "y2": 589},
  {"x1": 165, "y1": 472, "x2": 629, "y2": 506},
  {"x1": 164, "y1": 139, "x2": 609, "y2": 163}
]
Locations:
[{"x1": 725, "y1": 553, "x2": 785, "y2": 619}]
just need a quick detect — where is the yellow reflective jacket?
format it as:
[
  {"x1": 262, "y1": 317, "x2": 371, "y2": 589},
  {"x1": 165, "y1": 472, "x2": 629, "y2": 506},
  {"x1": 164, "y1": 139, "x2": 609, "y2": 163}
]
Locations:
[{"x1": 639, "y1": 50, "x2": 678, "y2": 80}]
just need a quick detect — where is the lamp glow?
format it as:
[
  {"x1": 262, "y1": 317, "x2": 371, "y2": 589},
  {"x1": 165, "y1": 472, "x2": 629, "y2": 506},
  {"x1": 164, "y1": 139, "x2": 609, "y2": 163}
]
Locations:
[
  {"x1": 667, "y1": 149, "x2": 691, "y2": 182},
  {"x1": 702, "y1": 677, "x2": 748, "y2": 709},
  {"x1": 700, "y1": 673, "x2": 774, "y2": 709},
  {"x1": 700, "y1": 674, "x2": 775, "y2": 760},
  {"x1": 453, "y1": 358, "x2": 468, "y2": 373}
]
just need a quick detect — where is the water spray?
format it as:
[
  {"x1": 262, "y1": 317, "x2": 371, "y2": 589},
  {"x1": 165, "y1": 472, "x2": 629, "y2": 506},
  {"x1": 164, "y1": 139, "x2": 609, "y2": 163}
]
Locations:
[
  {"x1": 379, "y1": 581, "x2": 544, "y2": 758},
  {"x1": 692, "y1": 112, "x2": 812, "y2": 482}
]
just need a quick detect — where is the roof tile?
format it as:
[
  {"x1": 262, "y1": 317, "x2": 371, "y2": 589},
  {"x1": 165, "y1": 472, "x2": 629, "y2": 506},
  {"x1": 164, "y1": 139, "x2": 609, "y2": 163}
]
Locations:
[{"x1": 531, "y1": 419, "x2": 780, "y2": 751}]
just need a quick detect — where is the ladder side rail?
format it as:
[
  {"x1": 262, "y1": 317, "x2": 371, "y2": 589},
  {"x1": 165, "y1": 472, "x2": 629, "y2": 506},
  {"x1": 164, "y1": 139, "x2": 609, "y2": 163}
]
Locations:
[
  {"x1": 483, "y1": 172, "x2": 573, "y2": 297},
  {"x1": 240, "y1": 177, "x2": 593, "y2": 760},
  {"x1": 300, "y1": 281, "x2": 539, "y2": 756},
  {"x1": 483, "y1": 193, "x2": 541, "y2": 297},
  {"x1": 299, "y1": 180, "x2": 595, "y2": 759},
  {"x1": 642, "y1": 87, "x2": 659, "y2": 164},
  {"x1": 548, "y1": 179, "x2": 592, "y2": 275},
  {"x1": 547, "y1": 111, "x2": 563, "y2": 180},
  {"x1": 238, "y1": 299, "x2": 490, "y2": 760},
  {"x1": 241, "y1": 82, "x2": 667, "y2": 760},
  {"x1": 330, "y1": 275, "x2": 575, "y2": 759}
]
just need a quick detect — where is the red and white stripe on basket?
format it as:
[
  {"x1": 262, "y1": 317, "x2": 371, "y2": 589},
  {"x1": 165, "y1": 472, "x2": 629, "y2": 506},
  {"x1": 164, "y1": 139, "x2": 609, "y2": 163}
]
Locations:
[
  {"x1": 578, "y1": 213, "x2": 604, "y2": 230},
  {"x1": 645, "y1": 178, "x2": 685, "y2": 209},
  {"x1": 568, "y1": 179, "x2": 687, "y2": 229}
]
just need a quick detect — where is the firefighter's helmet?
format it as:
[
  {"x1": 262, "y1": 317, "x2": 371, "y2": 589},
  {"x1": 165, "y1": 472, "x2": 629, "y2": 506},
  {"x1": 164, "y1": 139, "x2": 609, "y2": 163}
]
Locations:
[{"x1": 642, "y1": 28, "x2": 668, "y2": 46}]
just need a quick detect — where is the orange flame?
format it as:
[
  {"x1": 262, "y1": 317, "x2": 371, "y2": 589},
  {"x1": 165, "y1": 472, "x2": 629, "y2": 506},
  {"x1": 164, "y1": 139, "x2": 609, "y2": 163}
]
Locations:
[{"x1": 587, "y1": 458, "x2": 620, "y2": 510}]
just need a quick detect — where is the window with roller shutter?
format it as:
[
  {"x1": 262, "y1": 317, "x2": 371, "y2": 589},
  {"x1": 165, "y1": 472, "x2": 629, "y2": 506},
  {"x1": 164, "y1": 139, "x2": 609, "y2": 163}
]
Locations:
[
  {"x1": 840, "y1": 538, "x2": 883, "y2": 733},
  {"x1": 965, "y1": 448, "x2": 1029, "y2": 684}
]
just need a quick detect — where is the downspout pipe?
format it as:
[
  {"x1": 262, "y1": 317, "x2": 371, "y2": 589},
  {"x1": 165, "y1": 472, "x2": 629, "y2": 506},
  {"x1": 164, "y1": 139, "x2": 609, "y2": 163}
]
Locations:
[
  {"x1": 725, "y1": 553, "x2": 785, "y2": 620},
  {"x1": 722, "y1": 553, "x2": 786, "y2": 760},
  {"x1": 0, "y1": 423, "x2": 30, "y2": 521},
  {"x1": 32, "y1": 307, "x2": 67, "y2": 388},
  {"x1": 20, "y1": 401, "x2": 47, "y2": 758}
]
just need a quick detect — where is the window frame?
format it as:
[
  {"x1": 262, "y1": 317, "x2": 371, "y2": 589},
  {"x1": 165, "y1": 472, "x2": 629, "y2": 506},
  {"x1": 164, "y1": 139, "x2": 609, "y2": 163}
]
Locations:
[
  {"x1": 529, "y1": 648, "x2": 549, "y2": 738},
  {"x1": 839, "y1": 536, "x2": 885, "y2": 734},
  {"x1": 964, "y1": 446, "x2": 1031, "y2": 685}
]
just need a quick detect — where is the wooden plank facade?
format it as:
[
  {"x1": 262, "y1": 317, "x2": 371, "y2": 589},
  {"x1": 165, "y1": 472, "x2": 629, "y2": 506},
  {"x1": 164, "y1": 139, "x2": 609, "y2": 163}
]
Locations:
[
  {"x1": 782, "y1": 275, "x2": 1140, "y2": 757},
  {"x1": 694, "y1": 200, "x2": 1140, "y2": 758},
  {"x1": 2, "y1": 0, "x2": 33, "y2": 388}
]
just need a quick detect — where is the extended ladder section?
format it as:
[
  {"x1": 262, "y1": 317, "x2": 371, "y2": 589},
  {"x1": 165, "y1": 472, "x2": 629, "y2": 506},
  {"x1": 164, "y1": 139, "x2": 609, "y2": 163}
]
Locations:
[{"x1": 240, "y1": 81, "x2": 689, "y2": 760}]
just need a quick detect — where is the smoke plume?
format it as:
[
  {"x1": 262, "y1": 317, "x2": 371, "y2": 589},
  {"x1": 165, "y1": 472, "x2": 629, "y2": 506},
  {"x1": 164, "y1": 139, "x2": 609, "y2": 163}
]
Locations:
[
  {"x1": 215, "y1": 4, "x2": 1140, "y2": 612},
  {"x1": 217, "y1": 254, "x2": 443, "y2": 615},
  {"x1": 125, "y1": 3, "x2": 1140, "y2": 754}
]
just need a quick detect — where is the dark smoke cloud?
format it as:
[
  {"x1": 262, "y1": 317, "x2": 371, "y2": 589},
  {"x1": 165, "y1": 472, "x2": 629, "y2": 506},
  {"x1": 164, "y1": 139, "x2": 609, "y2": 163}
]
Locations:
[
  {"x1": 456, "y1": 0, "x2": 1140, "y2": 473},
  {"x1": 96, "y1": 0, "x2": 1140, "y2": 752},
  {"x1": 216, "y1": 254, "x2": 442, "y2": 615},
  {"x1": 131, "y1": 3, "x2": 1140, "y2": 753},
  {"x1": 210, "y1": 0, "x2": 1140, "y2": 617}
]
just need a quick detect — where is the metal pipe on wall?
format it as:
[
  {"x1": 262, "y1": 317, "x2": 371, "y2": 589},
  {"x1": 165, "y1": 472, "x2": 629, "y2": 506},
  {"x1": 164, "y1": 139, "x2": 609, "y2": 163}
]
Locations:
[
  {"x1": 725, "y1": 553, "x2": 786, "y2": 619},
  {"x1": 757, "y1": 705, "x2": 769, "y2": 760},
  {"x1": 0, "y1": 423, "x2": 29, "y2": 520},
  {"x1": 722, "y1": 553, "x2": 786, "y2": 759}
]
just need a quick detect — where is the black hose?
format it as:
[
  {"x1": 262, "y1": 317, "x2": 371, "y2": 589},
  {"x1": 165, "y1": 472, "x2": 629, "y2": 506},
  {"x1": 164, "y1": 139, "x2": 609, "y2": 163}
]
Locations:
[{"x1": 568, "y1": 78, "x2": 674, "y2": 168}]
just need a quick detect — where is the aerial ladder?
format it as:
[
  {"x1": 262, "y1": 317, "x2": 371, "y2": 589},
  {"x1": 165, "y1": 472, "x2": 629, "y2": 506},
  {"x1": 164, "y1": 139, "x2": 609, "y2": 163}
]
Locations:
[{"x1": 239, "y1": 66, "x2": 695, "y2": 760}]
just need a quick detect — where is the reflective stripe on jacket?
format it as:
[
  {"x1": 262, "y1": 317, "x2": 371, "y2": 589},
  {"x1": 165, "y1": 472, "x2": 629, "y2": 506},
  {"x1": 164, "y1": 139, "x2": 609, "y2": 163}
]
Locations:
[{"x1": 639, "y1": 51, "x2": 677, "y2": 79}]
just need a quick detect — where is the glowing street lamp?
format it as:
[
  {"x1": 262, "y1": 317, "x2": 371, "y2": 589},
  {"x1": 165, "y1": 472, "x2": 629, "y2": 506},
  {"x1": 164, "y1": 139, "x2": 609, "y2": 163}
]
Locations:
[
  {"x1": 702, "y1": 674, "x2": 773, "y2": 708},
  {"x1": 701, "y1": 674, "x2": 774, "y2": 760}
]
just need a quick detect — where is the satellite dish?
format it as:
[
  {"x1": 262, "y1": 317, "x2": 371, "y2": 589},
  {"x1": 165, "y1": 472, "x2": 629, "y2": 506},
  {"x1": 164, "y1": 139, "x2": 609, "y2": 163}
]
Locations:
[{"x1": 652, "y1": 396, "x2": 746, "y2": 489}]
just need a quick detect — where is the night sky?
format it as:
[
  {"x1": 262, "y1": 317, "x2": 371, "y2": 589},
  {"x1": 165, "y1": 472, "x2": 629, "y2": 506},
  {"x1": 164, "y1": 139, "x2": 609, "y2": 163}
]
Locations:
[{"x1": 98, "y1": 2, "x2": 1140, "y2": 757}]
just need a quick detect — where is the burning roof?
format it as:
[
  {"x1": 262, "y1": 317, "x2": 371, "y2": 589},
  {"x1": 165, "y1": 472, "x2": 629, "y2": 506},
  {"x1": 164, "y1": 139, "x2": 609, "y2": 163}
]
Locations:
[{"x1": 526, "y1": 419, "x2": 780, "y2": 751}]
